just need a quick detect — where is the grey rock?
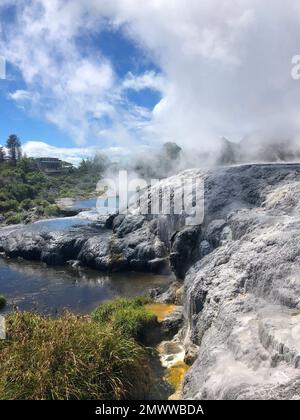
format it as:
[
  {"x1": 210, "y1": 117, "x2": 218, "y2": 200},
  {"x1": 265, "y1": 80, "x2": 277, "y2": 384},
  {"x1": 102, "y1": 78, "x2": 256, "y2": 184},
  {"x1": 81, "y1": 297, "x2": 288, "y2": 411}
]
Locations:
[
  {"x1": 170, "y1": 226, "x2": 202, "y2": 279},
  {"x1": 184, "y1": 344, "x2": 199, "y2": 366},
  {"x1": 182, "y1": 163, "x2": 300, "y2": 400},
  {"x1": 199, "y1": 240, "x2": 212, "y2": 258},
  {"x1": 155, "y1": 281, "x2": 183, "y2": 304},
  {"x1": 0, "y1": 214, "x2": 169, "y2": 273},
  {"x1": 160, "y1": 307, "x2": 183, "y2": 340},
  {"x1": 112, "y1": 214, "x2": 125, "y2": 231}
]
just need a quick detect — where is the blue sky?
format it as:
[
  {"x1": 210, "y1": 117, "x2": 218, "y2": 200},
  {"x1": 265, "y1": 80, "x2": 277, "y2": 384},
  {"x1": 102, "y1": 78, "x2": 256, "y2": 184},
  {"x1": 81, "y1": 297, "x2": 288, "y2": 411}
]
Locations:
[
  {"x1": 0, "y1": 2, "x2": 164, "y2": 163},
  {"x1": 0, "y1": 27, "x2": 161, "y2": 149},
  {"x1": 1, "y1": 1, "x2": 300, "y2": 164}
]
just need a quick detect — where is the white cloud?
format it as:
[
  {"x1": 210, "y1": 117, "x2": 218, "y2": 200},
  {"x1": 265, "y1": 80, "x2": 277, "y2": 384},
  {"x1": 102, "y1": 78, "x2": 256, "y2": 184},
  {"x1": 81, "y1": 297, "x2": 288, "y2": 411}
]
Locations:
[
  {"x1": 2, "y1": 1, "x2": 300, "y2": 152},
  {"x1": 0, "y1": 0, "x2": 160, "y2": 147},
  {"x1": 66, "y1": 61, "x2": 114, "y2": 95},
  {"x1": 8, "y1": 90, "x2": 32, "y2": 102},
  {"x1": 22, "y1": 140, "x2": 130, "y2": 165},
  {"x1": 100, "y1": 0, "x2": 300, "y2": 148},
  {"x1": 122, "y1": 71, "x2": 164, "y2": 92}
]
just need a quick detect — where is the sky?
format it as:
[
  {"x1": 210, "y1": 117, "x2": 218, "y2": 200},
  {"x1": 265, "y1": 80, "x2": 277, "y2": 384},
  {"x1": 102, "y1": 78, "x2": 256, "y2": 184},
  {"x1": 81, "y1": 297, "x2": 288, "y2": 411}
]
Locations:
[{"x1": 1, "y1": 0, "x2": 300, "y2": 164}]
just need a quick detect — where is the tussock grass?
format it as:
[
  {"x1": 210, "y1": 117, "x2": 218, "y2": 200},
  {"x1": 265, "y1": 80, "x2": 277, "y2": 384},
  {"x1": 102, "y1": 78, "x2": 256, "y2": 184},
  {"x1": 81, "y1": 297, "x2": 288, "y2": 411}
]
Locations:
[{"x1": 0, "y1": 308, "x2": 154, "y2": 400}]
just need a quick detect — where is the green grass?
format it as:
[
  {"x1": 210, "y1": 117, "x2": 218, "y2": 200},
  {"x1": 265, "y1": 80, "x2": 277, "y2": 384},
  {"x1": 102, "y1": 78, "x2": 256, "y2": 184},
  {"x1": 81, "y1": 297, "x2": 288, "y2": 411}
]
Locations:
[
  {"x1": 0, "y1": 310, "x2": 154, "y2": 400},
  {"x1": 92, "y1": 297, "x2": 156, "y2": 340},
  {"x1": 0, "y1": 295, "x2": 6, "y2": 310}
]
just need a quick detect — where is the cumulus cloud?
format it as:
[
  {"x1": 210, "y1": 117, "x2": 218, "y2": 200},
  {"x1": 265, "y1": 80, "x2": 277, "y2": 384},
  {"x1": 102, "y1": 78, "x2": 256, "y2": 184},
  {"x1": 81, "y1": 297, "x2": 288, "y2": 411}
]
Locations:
[
  {"x1": 102, "y1": 0, "x2": 300, "y2": 149},
  {"x1": 2, "y1": 0, "x2": 300, "y2": 152}
]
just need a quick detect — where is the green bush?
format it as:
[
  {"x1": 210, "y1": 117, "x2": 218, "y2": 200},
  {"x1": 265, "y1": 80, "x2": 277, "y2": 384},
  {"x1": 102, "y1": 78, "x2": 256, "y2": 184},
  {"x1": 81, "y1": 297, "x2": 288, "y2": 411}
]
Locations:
[
  {"x1": 9, "y1": 184, "x2": 35, "y2": 201},
  {"x1": 0, "y1": 199, "x2": 19, "y2": 212},
  {"x1": 0, "y1": 192, "x2": 13, "y2": 202},
  {"x1": 33, "y1": 199, "x2": 49, "y2": 208},
  {"x1": 0, "y1": 311, "x2": 153, "y2": 400},
  {"x1": 5, "y1": 212, "x2": 23, "y2": 225},
  {"x1": 0, "y1": 295, "x2": 6, "y2": 310},
  {"x1": 19, "y1": 198, "x2": 35, "y2": 210},
  {"x1": 92, "y1": 297, "x2": 148, "y2": 322},
  {"x1": 92, "y1": 297, "x2": 155, "y2": 340},
  {"x1": 42, "y1": 204, "x2": 60, "y2": 217}
]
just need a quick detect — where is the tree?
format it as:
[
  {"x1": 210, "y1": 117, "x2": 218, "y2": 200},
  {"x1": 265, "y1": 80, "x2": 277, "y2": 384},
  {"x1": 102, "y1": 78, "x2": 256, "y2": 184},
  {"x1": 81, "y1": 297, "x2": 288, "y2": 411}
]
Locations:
[
  {"x1": 6, "y1": 134, "x2": 22, "y2": 164},
  {"x1": 0, "y1": 146, "x2": 5, "y2": 163},
  {"x1": 78, "y1": 154, "x2": 110, "y2": 176}
]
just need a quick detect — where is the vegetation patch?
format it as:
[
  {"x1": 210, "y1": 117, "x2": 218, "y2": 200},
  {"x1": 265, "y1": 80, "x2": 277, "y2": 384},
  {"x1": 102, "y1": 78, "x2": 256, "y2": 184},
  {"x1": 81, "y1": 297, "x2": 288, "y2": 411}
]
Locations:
[
  {"x1": 0, "y1": 309, "x2": 154, "y2": 400},
  {"x1": 92, "y1": 297, "x2": 156, "y2": 341},
  {"x1": 0, "y1": 135, "x2": 110, "y2": 225}
]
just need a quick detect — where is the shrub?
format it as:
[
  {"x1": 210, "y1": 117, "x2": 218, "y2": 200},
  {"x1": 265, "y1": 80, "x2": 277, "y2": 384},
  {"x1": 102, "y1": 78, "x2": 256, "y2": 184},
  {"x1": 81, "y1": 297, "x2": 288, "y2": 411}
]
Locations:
[
  {"x1": 0, "y1": 192, "x2": 13, "y2": 202},
  {"x1": 5, "y1": 212, "x2": 23, "y2": 225},
  {"x1": 33, "y1": 199, "x2": 49, "y2": 208},
  {"x1": 92, "y1": 297, "x2": 155, "y2": 340},
  {"x1": 0, "y1": 295, "x2": 6, "y2": 310},
  {"x1": 19, "y1": 198, "x2": 34, "y2": 210},
  {"x1": 0, "y1": 199, "x2": 19, "y2": 212},
  {"x1": 0, "y1": 311, "x2": 153, "y2": 400},
  {"x1": 42, "y1": 204, "x2": 60, "y2": 217},
  {"x1": 9, "y1": 184, "x2": 35, "y2": 201}
]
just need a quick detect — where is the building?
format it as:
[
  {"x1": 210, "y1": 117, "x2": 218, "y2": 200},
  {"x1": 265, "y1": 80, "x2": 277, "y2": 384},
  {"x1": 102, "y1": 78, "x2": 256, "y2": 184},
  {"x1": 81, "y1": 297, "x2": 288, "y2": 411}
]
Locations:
[{"x1": 35, "y1": 157, "x2": 73, "y2": 174}]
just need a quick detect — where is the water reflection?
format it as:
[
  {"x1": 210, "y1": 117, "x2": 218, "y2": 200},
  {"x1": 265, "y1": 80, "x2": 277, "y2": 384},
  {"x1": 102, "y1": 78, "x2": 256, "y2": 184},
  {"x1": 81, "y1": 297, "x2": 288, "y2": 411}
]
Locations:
[{"x1": 0, "y1": 257, "x2": 173, "y2": 315}]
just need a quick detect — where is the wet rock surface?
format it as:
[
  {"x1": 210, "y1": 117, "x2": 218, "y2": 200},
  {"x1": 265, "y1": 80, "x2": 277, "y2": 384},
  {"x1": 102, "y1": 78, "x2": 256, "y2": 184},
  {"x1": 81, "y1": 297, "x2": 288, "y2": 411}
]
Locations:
[{"x1": 160, "y1": 307, "x2": 183, "y2": 340}]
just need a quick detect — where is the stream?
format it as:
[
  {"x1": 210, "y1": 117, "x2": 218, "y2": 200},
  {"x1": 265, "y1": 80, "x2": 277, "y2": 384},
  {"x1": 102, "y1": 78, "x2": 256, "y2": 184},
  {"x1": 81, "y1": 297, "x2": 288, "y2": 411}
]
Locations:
[{"x1": 0, "y1": 258, "x2": 173, "y2": 316}]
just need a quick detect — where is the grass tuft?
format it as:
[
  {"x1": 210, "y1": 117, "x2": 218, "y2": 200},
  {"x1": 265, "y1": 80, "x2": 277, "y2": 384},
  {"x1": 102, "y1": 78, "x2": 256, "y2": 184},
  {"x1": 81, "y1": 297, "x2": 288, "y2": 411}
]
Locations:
[
  {"x1": 92, "y1": 297, "x2": 156, "y2": 340},
  {"x1": 0, "y1": 309, "x2": 154, "y2": 400}
]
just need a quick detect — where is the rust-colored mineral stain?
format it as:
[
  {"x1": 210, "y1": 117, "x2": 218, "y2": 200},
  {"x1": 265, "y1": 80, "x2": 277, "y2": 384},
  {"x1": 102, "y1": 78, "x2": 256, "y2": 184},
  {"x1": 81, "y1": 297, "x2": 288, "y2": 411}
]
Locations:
[
  {"x1": 145, "y1": 303, "x2": 177, "y2": 322},
  {"x1": 165, "y1": 361, "x2": 189, "y2": 390}
]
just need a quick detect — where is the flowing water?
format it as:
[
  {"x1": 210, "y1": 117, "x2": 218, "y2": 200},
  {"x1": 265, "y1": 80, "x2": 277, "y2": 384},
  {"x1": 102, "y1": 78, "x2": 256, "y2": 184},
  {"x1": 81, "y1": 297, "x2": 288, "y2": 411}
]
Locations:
[{"x1": 146, "y1": 303, "x2": 189, "y2": 399}]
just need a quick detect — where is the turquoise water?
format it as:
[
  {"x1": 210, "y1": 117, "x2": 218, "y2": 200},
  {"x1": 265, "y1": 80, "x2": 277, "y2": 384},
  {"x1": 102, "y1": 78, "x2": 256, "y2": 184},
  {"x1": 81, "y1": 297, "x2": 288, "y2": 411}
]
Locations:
[
  {"x1": 27, "y1": 217, "x2": 92, "y2": 232},
  {"x1": 72, "y1": 196, "x2": 120, "y2": 211},
  {"x1": 72, "y1": 197, "x2": 98, "y2": 209}
]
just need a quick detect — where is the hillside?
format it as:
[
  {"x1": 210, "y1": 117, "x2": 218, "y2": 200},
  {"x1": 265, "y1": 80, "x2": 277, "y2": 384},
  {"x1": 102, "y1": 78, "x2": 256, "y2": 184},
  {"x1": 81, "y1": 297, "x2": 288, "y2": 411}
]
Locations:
[{"x1": 0, "y1": 157, "x2": 102, "y2": 225}]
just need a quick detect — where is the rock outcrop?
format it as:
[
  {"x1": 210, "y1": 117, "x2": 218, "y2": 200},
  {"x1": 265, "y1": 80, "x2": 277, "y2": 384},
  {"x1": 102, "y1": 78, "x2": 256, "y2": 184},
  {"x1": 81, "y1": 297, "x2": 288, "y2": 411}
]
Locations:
[
  {"x1": 182, "y1": 163, "x2": 300, "y2": 400},
  {"x1": 0, "y1": 215, "x2": 169, "y2": 273}
]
